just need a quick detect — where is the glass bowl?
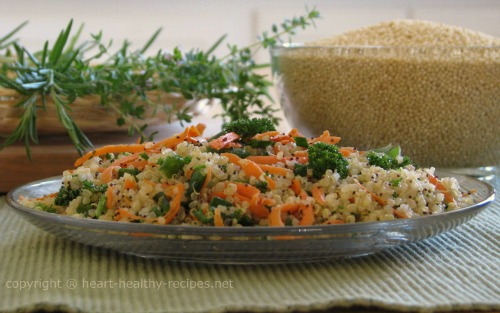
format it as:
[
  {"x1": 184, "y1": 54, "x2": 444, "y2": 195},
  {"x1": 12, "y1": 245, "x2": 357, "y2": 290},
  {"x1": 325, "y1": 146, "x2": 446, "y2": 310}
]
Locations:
[{"x1": 271, "y1": 44, "x2": 500, "y2": 178}]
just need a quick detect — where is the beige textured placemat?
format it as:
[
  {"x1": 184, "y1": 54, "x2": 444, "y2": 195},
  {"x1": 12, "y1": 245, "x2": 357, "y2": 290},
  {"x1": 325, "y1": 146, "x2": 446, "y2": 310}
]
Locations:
[{"x1": 0, "y1": 179, "x2": 498, "y2": 313}]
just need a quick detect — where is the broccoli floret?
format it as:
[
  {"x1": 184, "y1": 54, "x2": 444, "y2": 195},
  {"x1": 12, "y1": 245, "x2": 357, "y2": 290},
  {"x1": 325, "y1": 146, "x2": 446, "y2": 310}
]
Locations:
[
  {"x1": 222, "y1": 118, "x2": 276, "y2": 140},
  {"x1": 307, "y1": 142, "x2": 349, "y2": 179},
  {"x1": 366, "y1": 146, "x2": 414, "y2": 170},
  {"x1": 54, "y1": 186, "x2": 81, "y2": 206}
]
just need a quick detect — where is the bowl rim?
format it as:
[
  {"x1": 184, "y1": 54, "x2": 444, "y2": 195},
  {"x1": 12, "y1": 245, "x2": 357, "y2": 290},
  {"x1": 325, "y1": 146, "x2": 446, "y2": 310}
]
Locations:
[{"x1": 271, "y1": 42, "x2": 500, "y2": 50}]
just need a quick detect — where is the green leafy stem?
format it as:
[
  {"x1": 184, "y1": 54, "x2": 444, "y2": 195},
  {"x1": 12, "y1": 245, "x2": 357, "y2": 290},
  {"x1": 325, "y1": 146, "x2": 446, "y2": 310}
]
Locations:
[{"x1": 0, "y1": 7, "x2": 320, "y2": 159}]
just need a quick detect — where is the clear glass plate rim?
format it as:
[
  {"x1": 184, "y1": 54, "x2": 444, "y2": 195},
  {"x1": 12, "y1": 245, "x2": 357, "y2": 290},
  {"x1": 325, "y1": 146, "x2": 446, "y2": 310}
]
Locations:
[{"x1": 5, "y1": 171, "x2": 496, "y2": 237}]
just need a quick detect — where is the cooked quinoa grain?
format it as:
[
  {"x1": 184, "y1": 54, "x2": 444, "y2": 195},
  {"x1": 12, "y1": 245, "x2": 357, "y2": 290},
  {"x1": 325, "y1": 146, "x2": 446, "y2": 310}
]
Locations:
[
  {"x1": 273, "y1": 19, "x2": 500, "y2": 168},
  {"x1": 19, "y1": 122, "x2": 474, "y2": 226}
]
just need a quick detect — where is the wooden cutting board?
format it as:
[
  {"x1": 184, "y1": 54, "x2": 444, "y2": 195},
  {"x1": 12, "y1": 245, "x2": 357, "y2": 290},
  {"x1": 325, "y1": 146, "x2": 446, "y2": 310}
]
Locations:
[{"x1": 0, "y1": 123, "x2": 197, "y2": 193}]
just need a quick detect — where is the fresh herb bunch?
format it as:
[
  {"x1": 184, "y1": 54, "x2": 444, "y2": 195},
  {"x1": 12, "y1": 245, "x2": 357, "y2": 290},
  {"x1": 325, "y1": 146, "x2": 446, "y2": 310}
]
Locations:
[{"x1": 0, "y1": 8, "x2": 320, "y2": 159}]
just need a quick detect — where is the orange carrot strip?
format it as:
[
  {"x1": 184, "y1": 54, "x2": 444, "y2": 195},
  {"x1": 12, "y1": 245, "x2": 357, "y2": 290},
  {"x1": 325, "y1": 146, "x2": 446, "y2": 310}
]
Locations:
[
  {"x1": 208, "y1": 132, "x2": 240, "y2": 150},
  {"x1": 290, "y1": 178, "x2": 302, "y2": 196},
  {"x1": 200, "y1": 166, "x2": 212, "y2": 192},
  {"x1": 123, "y1": 177, "x2": 137, "y2": 190},
  {"x1": 74, "y1": 144, "x2": 146, "y2": 167},
  {"x1": 253, "y1": 131, "x2": 280, "y2": 140},
  {"x1": 101, "y1": 154, "x2": 140, "y2": 184},
  {"x1": 106, "y1": 185, "x2": 114, "y2": 209},
  {"x1": 195, "y1": 123, "x2": 206, "y2": 136},
  {"x1": 299, "y1": 190, "x2": 309, "y2": 200},
  {"x1": 277, "y1": 203, "x2": 300, "y2": 213},
  {"x1": 221, "y1": 152, "x2": 242, "y2": 165},
  {"x1": 214, "y1": 208, "x2": 225, "y2": 227},
  {"x1": 115, "y1": 208, "x2": 143, "y2": 221},
  {"x1": 271, "y1": 134, "x2": 294, "y2": 144},
  {"x1": 339, "y1": 147, "x2": 355, "y2": 157},
  {"x1": 354, "y1": 179, "x2": 386, "y2": 206},
  {"x1": 258, "y1": 164, "x2": 291, "y2": 177},
  {"x1": 312, "y1": 185, "x2": 327, "y2": 206},
  {"x1": 248, "y1": 198, "x2": 270, "y2": 218},
  {"x1": 293, "y1": 150, "x2": 308, "y2": 157},
  {"x1": 299, "y1": 204, "x2": 314, "y2": 226},
  {"x1": 393, "y1": 209, "x2": 408, "y2": 219},
  {"x1": 127, "y1": 159, "x2": 149, "y2": 169},
  {"x1": 246, "y1": 155, "x2": 283, "y2": 165},
  {"x1": 288, "y1": 128, "x2": 304, "y2": 138},
  {"x1": 164, "y1": 183, "x2": 185, "y2": 224},
  {"x1": 428, "y1": 174, "x2": 456, "y2": 204},
  {"x1": 239, "y1": 159, "x2": 265, "y2": 177},
  {"x1": 36, "y1": 192, "x2": 58, "y2": 201},
  {"x1": 233, "y1": 182, "x2": 261, "y2": 199},
  {"x1": 309, "y1": 130, "x2": 341, "y2": 145},
  {"x1": 268, "y1": 206, "x2": 285, "y2": 227},
  {"x1": 152, "y1": 127, "x2": 190, "y2": 149}
]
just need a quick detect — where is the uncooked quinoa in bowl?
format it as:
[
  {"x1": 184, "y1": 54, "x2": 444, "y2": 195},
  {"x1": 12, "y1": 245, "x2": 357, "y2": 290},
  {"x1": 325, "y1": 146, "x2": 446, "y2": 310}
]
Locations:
[
  {"x1": 271, "y1": 19, "x2": 500, "y2": 173},
  {"x1": 18, "y1": 118, "x2": 475, "y2": 227}
]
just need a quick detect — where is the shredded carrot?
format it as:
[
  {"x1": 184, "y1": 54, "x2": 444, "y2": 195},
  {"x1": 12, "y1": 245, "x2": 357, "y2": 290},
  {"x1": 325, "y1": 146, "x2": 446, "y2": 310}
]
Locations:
[
  {"x1": 239, "y1": 159, "x2": 276, "y2": 190},
  {"x1": 123, "y1": 177, "x2": 137, "y2": 190},
  {"x1": 293, "y1": 150, "x2": 308, "y2": 158},
  {"x1": 253, "y1": 131, "x2": 280, "y2": 140},
  {"x1": 115, "y1": 208, "x2": 143, "y2": 221},
  {"x1": 290, "y1": 178, "x2": 302, "y2": 196},
  {"x1": 299, "y1": 204, "x2": 314, "y2": 226},
  {"x1": 36, "y1": 192, "x2": 57, "y2": 200},
  {"x1": 214, "y1": 208, "x2": 225, "y2": 227},
  {"x1": 288, "y1": 128, "x2": 304, "y2": 138},
  {"x1": 268, "y1": 207, "x2": 285, "y2": 227},
  {"x1": 221, "y1": 152, "x2": 242, "y2": 165},
  {"x1": 246, "y1": 155, "x2": 284, "y2": 165},
  {"x1": 233, "y1": 182, "x2": 261, "y2": 199},
  {"x1": 428, "y1": 174, "x2": 456, "y2": 204},
  {"x1": 127, "y1": 159, "x2": 149, "y2": 169},
  {"x1": 353, "y1": 179, "x2": 386, "y2": 206},
  {"x1": 258, "y1": 164, "x2": 291, "y2": 177},
  {"x1": 277, "y1": 203, "x2": 300, "y2": 213},
  {"x1": 312, "y1": 185, "x2": 327, "y2": 206},
  {"x1": 195, "y1": 123, "x2": 206, "y2": 136},
  {"x1": 163, "y1": 183, "x2": 185, "y2": 224},
  {"x1": 270, "y1": 134, "x2": 295, "y2": 144},
  {"x1": 208, "y1": 132, "x2": 240, "y2": 150},
  {"x1": 339, "y1": 147, "x2": 355, "y2": 157},
  {"x1": 248, "y1": 197, "x2": 270, "y2": 218},
  {"x1": 100, "y1": 154, "x2": 140, "y2": 184},
  {"x1": 106, "y1": 185, "x2": 114, "y2": 209},
  {"x1": 393, "y1": 208, "x2": 408, "y2": 219},
  {"x1": 74, "y1": 144, "x2": 146, "y2": 167},
  {"x1": 152, "y1": 127, "x2": 190, "y2": 149},
  {"x1": 309, "y1": 130, "x2": 341, "y2": 145},
  {"x1": 200, "y1": 166, "x2": 212, "y2": 192}
]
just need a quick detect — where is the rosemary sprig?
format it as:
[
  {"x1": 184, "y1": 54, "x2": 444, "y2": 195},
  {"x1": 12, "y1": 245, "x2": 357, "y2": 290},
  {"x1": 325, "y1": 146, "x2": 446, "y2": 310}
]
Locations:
[{"x1": 0, "y1": 7, "x2": 320, "y2": 158}]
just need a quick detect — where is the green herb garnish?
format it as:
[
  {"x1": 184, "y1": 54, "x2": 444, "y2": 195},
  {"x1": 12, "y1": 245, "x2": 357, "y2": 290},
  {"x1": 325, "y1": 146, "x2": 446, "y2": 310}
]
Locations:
[{"x1": 0, "y1": 8, "x2": 320, "y2": 159}]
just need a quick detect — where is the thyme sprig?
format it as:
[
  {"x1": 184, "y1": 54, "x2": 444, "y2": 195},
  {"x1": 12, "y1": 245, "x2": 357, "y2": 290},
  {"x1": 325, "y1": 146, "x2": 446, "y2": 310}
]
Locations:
[{"x1": 0, "y1": 7, "x2": 320, "y2": 158}]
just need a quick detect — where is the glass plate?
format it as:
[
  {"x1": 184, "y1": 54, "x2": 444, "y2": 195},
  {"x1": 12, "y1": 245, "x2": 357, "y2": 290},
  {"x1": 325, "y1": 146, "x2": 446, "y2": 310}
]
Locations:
[{"x1": 6, "y1": 171, "x2": 495, "y2": 264}]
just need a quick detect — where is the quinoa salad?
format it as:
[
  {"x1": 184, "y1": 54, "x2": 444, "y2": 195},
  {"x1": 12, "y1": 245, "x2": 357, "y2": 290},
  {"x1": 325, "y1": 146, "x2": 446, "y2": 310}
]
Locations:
[{"x1": 19, "y1": 118, "x2": 474, "y2": 227}]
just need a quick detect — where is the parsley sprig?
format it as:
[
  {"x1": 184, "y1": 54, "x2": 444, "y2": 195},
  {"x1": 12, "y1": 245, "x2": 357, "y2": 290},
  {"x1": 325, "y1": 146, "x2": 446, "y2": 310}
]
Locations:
[{"x1": 0, "y1": 8, "x2": 319, "y2": 159}]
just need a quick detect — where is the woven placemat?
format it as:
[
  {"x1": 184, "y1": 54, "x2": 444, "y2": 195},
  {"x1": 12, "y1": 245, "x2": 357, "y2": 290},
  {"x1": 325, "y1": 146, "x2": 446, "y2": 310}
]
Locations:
[{"x1": 0, "y1": 179, "x2": 498, "y2": 313}]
